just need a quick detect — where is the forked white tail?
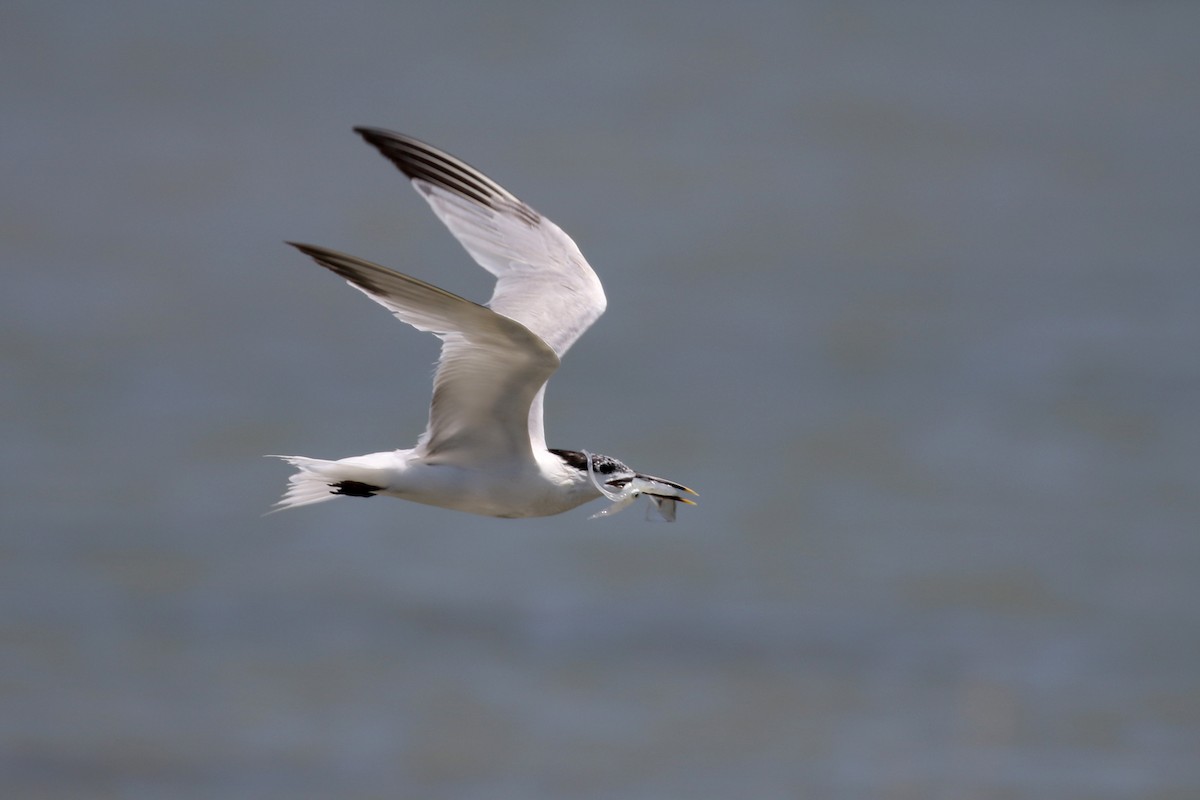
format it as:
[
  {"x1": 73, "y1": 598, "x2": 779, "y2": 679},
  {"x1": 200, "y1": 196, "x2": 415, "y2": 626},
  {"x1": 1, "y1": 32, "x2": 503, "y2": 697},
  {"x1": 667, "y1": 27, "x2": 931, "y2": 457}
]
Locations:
[{"x1": 267, "y1": 455, "x2": 389, "y2": 512}]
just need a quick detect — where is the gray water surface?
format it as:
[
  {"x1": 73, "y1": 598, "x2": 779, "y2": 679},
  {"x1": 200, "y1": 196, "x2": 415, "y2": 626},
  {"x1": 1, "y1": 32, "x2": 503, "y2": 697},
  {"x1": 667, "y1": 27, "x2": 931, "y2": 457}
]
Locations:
[{"x1": 4, "y1": 2, "x2": 1198, "y2": 798}]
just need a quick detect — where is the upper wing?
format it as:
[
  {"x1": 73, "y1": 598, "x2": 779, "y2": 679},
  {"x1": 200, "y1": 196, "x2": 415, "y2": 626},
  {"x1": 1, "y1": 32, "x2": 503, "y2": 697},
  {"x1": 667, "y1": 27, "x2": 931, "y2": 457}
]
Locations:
[
  {"x1": 354, "y1": 127, "x2": 607, "y2": 359},
  {"x1": 288, "y1": 243, "x2": 559, "y2": 465}
]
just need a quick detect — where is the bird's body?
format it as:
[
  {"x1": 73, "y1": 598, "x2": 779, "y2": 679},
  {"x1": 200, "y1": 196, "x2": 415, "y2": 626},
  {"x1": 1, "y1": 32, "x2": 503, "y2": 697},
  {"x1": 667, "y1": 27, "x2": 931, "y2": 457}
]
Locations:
[
  {"x1": 275, "y1": 448, "x2": 599, "y2": 519},
  {"x1": 271, "y1": 128, "x2": 696, "y2": 521}
]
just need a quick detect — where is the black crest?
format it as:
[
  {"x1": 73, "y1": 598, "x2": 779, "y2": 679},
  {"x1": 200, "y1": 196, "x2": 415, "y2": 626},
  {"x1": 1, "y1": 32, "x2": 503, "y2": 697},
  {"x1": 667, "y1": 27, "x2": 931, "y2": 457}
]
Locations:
[{"x1": 550, "y1": 449, "x2": 629, "y2": 476}]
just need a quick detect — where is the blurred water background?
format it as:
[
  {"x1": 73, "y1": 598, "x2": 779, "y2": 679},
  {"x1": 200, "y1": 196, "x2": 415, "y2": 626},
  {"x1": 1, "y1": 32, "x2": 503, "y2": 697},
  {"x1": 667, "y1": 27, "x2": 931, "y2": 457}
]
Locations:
[{"x1": 3, "y1": 2, "x2": 1198, "y2": 798}]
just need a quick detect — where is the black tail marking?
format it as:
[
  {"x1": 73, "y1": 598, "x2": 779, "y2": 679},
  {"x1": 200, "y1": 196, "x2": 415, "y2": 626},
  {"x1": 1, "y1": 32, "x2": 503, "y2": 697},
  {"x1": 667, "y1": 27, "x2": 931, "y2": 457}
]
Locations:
[{"x1": 331, "y1": 480, "x2": 382, "y2": 498}]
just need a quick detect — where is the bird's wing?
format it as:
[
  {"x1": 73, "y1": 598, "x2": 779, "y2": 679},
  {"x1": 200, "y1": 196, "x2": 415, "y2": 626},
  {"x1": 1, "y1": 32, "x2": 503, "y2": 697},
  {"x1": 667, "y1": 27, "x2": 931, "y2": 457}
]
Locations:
[
  {"x1": 354, "y1": 127, "x2": 607, "y2": 359},
  {"x1": 288, "y1": 243, "x2": 559, "y2": 465}
]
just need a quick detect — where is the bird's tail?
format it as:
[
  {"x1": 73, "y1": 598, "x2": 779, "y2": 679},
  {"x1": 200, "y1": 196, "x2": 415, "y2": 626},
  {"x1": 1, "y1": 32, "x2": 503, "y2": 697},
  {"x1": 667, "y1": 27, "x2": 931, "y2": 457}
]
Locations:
[{"x1": 267, "y1": 455, "x2": 388, "y2": 512}]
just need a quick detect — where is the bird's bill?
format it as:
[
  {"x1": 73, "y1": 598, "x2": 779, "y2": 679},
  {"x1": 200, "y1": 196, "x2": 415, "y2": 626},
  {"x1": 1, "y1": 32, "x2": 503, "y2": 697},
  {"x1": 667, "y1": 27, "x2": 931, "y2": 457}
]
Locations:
[
  {"x1": 590, "y1": 471, "x2": 697, "y2": 522},
  {"x1": 630, "y1": 473, "x2": 699, "y2": 503}
]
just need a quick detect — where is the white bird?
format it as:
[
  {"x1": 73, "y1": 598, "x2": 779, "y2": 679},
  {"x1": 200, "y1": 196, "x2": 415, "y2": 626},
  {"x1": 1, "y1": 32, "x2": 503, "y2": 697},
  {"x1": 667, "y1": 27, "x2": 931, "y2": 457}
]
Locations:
[{"x1": 271, "y1": 128, "x2": 697, "y2": 521}]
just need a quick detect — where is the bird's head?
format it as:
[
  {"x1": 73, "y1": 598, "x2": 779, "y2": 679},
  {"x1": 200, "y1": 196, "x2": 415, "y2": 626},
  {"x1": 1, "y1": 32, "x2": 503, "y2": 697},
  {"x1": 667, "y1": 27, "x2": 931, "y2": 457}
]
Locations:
[{"x1": 550, "y1": 448, "x2": 698, "y2": 521}]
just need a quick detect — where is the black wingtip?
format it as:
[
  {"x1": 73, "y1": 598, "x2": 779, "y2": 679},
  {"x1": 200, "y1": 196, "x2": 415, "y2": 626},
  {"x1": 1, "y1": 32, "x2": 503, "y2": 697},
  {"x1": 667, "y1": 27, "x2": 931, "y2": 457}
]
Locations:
[
  {"x1": 353, "y1": 125, "x2": 394, "y2": 146},
  {"x1": 285, "y1": 242, "x2": 344, "y2": 274},
  {"x1": 285, "y1": 241, "x2": 322, "y2": 258},
  {"x1": 353, "y1": 125, "x2": 425, "y2": 158},
  {"x1": 352, "y1": 126, "x2": 426, "y2": 181}
]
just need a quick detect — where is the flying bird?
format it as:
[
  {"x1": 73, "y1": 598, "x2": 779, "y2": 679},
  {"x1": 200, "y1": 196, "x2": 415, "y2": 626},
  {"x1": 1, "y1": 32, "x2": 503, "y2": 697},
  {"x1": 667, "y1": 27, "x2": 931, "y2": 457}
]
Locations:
[{"x1": 271, "y1": 128, "x2": 696, "y2": 520}]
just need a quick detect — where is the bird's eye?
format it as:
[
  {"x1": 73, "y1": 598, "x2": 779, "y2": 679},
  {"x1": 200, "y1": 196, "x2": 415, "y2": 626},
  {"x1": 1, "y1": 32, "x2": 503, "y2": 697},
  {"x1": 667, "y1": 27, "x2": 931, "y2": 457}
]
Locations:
[{"x1": 586, "y1": 454, "x2": 621, "y2": 474}]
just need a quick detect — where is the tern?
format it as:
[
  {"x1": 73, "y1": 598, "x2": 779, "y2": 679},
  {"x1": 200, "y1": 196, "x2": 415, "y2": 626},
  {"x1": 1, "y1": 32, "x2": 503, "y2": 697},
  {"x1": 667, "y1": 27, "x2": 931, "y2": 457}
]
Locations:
[{"x1": 271, "y1": 128, "x2": 697, "y2": 521}]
